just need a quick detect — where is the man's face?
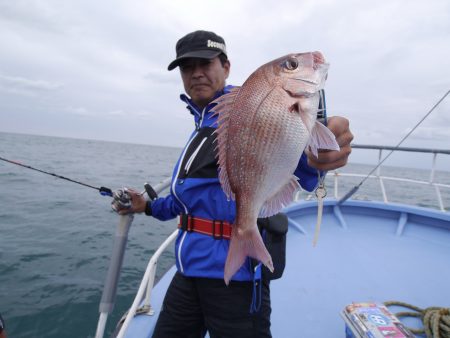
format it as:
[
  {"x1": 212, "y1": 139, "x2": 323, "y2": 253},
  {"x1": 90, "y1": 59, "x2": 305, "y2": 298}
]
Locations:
[{"x1": 179, "y1": 56, "x2": 230, "y2": 109}]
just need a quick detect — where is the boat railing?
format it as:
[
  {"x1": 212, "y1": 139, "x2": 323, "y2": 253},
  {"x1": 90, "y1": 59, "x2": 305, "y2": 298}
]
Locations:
[
  {"x1": 300, "y1": 144, "x2": 450, "y2": 212},
  {"x1": 115, "y1": 144, "x2": 450, "y2": 337},
  {"x1": 116, "y1": 177, "x2": 175, "y2": 338}
]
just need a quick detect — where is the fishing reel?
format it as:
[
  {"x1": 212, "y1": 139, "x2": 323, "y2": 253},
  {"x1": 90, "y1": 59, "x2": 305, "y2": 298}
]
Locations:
[
  {"x1": 111, "y1": 183, "x2": 158, "y2": 213},
  {"x1": 111, "y1": 188, "x2": 133, "y2": 212}
]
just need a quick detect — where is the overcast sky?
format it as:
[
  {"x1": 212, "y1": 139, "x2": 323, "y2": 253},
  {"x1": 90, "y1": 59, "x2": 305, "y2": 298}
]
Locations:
[{"x1": 0, "y1": 0, "x2": 449, "y2": 168}]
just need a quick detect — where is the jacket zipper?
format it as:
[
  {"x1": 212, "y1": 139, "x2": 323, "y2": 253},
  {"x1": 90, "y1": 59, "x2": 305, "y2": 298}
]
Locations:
[
  {"x1": 197, "y1": 106, "x2": 206, "y2": 129},
  {"x1": 177, "y1": 231, "x2": 188, "y2": 273},
  {"x1": 175, "y1": 105, "x2": 207, "y2": 273},
  {"x1": 172, "y1": 131, "x2": 198, "y2": 273}
]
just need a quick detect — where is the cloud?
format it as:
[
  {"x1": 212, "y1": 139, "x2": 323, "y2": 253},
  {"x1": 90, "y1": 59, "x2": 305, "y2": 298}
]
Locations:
[
  {"x1": 144, "y1": 69, "x2": 179, "y2": 85},
  {"x1": 65, "y1": 106, "x2": 91, "y2": 116},
  {"x1": 105, "y1": 109, "x2": 158, "y2": 120},
  {"x1": 0, "y1": 1, "x2": 68, "y2": 34},
  {"x1": 0, "y1": 74, "x2": 62, "y2": 96},
  {"x1": 65, "y1": 105, "x2": 161, "y2": 121},
  {"x1": 0, "y1": 0, "x2": 449, "y2": 156}
]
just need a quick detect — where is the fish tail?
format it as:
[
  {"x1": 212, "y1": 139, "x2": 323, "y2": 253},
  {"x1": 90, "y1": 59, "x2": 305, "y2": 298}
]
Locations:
[{"x1": 224, "y1": 226, "x2": 274, "y2": 285}]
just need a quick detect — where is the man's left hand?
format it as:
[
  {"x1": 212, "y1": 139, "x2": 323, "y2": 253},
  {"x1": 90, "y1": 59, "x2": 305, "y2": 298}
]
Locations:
[{"x1": 307, "y1": 116, "x2": 353, "y2": 171}]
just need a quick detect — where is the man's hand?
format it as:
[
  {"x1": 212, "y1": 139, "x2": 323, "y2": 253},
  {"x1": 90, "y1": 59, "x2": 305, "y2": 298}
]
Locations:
[
  {"x1": 117, "y1": 188, "x2": 147, "y2": 215},
  {"x1": 307, "y1": 116, "x2": 353, "y2": 171}
]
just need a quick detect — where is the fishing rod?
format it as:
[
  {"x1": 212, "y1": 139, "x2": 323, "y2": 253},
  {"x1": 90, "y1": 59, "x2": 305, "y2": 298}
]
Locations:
[
  {"x1": 337, "y1": 89, "x2": 450, "y2": 206},
  {"x1": 0, "y1": 155, "x2": 114, "y2": 197},
  {"x1": 0, "y1": 156, "x2": 159, "y2": 203}
]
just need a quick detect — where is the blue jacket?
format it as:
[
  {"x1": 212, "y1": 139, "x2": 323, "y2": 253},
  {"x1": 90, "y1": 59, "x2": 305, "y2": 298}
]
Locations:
[{"x1": 149, "y1": 85, "x2": 322, "y2": 281}]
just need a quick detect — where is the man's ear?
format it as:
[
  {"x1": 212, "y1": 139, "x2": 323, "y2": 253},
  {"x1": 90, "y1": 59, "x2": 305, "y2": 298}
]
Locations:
[{"x1": 224, "y1": 60, "x2": 231, "y2": 79}]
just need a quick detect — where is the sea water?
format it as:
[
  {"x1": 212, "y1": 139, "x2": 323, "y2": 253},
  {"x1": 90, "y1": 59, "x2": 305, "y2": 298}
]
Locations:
[{"x1": 0, "y1": 132, "x2": 448, "y2": 338}]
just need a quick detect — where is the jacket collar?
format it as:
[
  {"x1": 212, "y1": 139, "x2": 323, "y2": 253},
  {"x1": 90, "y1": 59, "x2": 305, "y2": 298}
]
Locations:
[{"x1": 180, "y1": 85, "x2": 234, "y2": 129}]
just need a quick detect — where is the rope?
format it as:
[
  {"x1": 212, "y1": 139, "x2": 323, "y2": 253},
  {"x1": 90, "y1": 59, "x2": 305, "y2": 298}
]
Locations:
[
  {"x1": 384, "y1": 301, "x2": 450, "y2": 338},
  {"x1": 112, "y1": 305, "x2": 153, "y2": 336}
]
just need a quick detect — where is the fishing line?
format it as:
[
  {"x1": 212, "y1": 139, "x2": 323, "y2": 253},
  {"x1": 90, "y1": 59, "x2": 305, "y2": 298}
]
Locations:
[
  {"x1": 338, "y1": 89, "x2": 450, "y2": 205},
  {"x1": 0, "y1": 156, "x2": 113, "y2": 197}
]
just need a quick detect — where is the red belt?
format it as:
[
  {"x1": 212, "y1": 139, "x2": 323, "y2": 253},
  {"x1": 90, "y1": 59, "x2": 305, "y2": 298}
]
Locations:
[{"x1": 178, "y1": 214, "x2": 232, "y2": 240}]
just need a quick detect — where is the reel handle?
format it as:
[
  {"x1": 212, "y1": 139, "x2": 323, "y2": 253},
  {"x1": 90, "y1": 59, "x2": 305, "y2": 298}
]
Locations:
[{"x1": 144, "y1": 182, "x2": 158, "y2": 201}]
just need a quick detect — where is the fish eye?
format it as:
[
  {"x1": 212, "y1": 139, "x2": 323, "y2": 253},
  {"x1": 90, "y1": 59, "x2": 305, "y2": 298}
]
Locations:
[{"x1": 285, "y1": 57, "x2": 299, "y2": 71}]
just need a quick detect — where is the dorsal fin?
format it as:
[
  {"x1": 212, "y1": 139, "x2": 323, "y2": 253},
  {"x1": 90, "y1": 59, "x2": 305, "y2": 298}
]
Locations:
[
  {"x1": 211, "y1": 87, "x2": 241, "y2": 200},
  {"x1": 211, "y1": 87, "x2": 241, "y2": 118}
]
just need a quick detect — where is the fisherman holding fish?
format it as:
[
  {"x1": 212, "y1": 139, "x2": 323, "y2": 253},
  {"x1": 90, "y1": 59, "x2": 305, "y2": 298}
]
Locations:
[{"x1": 119, "y1": 30, "x2": 353, "y2": 338}]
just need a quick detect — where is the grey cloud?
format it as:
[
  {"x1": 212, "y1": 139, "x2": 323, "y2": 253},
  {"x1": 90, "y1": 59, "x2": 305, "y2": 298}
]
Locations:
[
  {"x1": 0, "y1": 1, "x2": 78, "y2": 37},
  {"x1": 0, "y1": 74, "x2": 62, "y2": 96},
  {"x1": 144, "y1": 69, "x2": 179, "y2": 85},
  {"x1": 0, "y1": 0, "x2": 449, "y2": 155}
]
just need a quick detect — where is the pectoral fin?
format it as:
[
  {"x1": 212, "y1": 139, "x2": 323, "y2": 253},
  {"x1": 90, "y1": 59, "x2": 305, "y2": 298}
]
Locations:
[{"x1": 308, "y1": 121, "x2": 340, "y2": 158}]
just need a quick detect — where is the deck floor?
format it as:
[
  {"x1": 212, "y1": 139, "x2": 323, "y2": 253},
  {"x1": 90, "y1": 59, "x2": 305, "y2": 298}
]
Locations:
[{"x1": 271, "y1": 202, "x2": 450, "y2": 337}]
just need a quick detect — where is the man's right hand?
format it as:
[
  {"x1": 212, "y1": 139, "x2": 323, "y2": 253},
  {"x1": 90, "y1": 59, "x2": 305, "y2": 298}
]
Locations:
[
  {"x1": 120, "y1": 188, "x2": 146, "y2": 215},
  {"x1": 112, "y1": 188, "x2": 147, "y2": 215}
]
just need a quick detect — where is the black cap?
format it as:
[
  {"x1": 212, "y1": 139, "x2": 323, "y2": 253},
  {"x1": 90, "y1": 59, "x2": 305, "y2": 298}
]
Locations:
[{"x1": 168, "y1": 30, "x2": 227, "y2": 71}]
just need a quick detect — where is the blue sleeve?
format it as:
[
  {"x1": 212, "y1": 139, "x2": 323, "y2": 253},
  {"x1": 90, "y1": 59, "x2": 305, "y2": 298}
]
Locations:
[
  {"x1": 149, "y1": 193, "x2": 183, "y2": 221},
  {"x1": 293, "y1": 153, "x2": 325, "y2": 192}
]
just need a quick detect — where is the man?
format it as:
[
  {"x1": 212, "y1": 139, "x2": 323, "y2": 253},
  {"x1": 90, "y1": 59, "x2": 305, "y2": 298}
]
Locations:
[{"x1": 122, "y1": 30, "x2": 353, "y2": 337}]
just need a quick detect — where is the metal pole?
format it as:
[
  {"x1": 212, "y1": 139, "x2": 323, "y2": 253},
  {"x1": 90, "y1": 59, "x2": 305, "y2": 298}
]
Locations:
[{"x1": 95, "y1": 214, "x2": 134, "y2": 338}]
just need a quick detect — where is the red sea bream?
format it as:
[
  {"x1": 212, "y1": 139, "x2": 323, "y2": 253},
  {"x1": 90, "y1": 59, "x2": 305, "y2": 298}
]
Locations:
[{"x1": 212, "y1": 52, "x2": 339, "y2": 284}]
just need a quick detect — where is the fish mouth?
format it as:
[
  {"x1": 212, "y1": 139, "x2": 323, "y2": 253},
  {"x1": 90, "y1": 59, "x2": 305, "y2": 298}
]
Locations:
[
  {"x1": 287, "y1": 78, "x2": 320, "y2": 97},
  {"x1": 294, "y1": 78, "x2": 319, "y2": 86}
]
